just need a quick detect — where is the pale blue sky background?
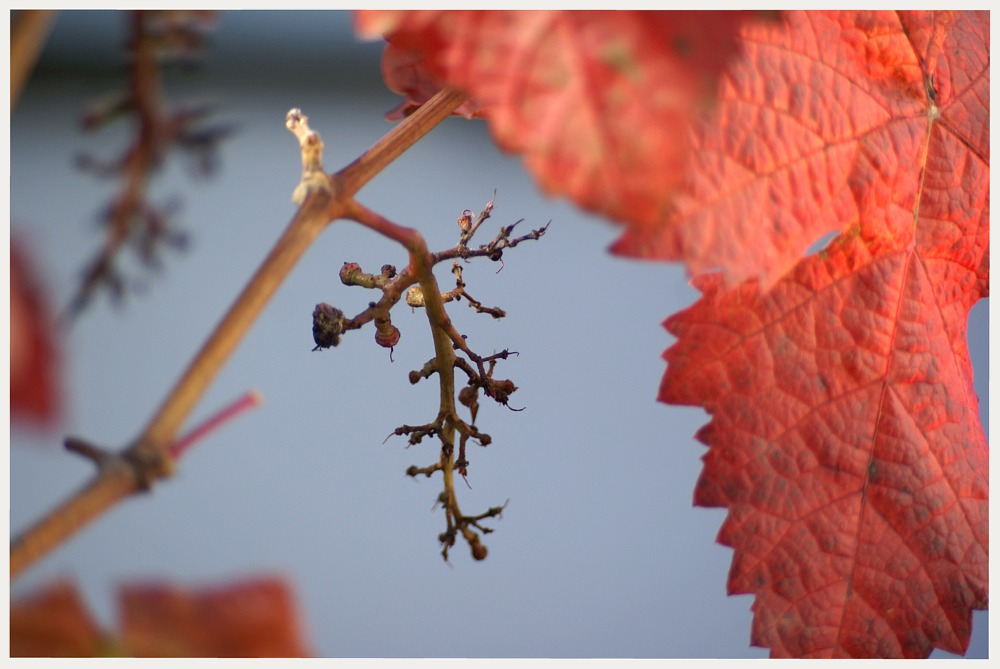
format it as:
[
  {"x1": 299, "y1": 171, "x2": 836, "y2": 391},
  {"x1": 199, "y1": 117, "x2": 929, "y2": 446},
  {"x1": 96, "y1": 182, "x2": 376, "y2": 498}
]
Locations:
[{"x1": 9, "y1": 11, "x2": 989, "y2": 659}]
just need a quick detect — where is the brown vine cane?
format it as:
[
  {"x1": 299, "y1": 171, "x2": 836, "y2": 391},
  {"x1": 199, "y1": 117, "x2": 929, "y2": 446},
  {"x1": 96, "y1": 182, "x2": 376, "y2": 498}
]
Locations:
[{"x1": 11, "y1": 88, "x2": 468, "y2": 578}]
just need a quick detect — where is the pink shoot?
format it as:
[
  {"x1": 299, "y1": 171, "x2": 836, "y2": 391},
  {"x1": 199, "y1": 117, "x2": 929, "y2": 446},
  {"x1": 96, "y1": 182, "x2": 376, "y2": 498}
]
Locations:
[{"x1": 169, "y1": 390, "x2": 264, "y2": 460}]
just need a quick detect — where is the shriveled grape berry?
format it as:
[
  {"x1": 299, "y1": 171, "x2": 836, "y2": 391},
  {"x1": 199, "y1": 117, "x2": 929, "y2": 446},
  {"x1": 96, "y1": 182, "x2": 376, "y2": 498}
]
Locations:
[
  {"x1": 312, "y1": 303, "x2": 344, "y2": 350},
  {"x1": 375, "y1": 324, "x2": 400, "y2": 349},
  {"x1": 471, "y1": 541, "x2": 488, "y2": 561}
]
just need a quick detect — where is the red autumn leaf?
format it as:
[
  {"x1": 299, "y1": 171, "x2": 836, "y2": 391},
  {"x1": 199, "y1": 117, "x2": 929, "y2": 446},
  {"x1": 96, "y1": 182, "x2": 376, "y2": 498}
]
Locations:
[
  {"x1": 613, "y1": 10, "x2": 990, "y2": 288},
  {"x1": 659, "y1": 10, "x2": 987, "y2": 657},
  {"x1": 355, "y1": 10, "x2": 757, "y2": 232},
  {"x1": 11, "y1": 576, "x2": 310, "y2": 657},
  {"x1": 119, "y1": 576, "x2": 310, "y2": 657},
  {"x1": 10, "y1": 237, "x2": 60, "y2": 426},
  {"x1": 360, "y1": 9, "x2": 988, "y2": 658},
  {"x1": 10, "y1": 580, "x2": 106, "y2": 657},
  {"x1": 374, "y1": 31, "x2": 484, "y2": 121}
]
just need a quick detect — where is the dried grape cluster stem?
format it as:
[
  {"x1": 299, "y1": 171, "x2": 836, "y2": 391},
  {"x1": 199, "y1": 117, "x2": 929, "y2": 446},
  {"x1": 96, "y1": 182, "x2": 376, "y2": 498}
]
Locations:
[{"x1": 314, "y1": 191, "x2": 548, "y2": 561}]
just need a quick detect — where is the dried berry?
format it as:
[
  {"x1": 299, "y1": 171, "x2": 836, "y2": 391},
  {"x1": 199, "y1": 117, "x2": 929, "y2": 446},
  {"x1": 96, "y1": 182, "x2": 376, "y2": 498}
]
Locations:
[
  {"x1": 458, "y1": 385, "x2": 478, "y2": 407},
  {"x1": 489, "y1": 379, "x2": 517, "y2": 405},
  {"x1": 471, "y1": 541, "x2": 488, "y2": 561},
  {"x1": 311, "y1": 303, "x2": 344, "y2": 350},
  {"x1": 458, "y1": 384, "x2": 480, "y2": 424},
  {"x1": 375, "y1": 325, "x2": 400, "y2": 349},
  {"x1": 405, "y1": 285, "x2": 425, "y2": 308},
  {"x1": 374, "y1": 312, "x2": 401, "y2": 349}
]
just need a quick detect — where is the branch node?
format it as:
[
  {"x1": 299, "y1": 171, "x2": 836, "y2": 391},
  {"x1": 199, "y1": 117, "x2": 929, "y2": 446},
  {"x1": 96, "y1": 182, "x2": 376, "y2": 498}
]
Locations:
[{"x1": 122, "y1": 446, "x2": 174, "y2": 490}]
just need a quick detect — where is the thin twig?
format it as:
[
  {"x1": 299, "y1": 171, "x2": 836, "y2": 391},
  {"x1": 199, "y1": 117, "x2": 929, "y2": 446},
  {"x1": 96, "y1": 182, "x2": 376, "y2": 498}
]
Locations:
[{"x1": 169, "y1": 389, "x2": 264, "y2": 460}]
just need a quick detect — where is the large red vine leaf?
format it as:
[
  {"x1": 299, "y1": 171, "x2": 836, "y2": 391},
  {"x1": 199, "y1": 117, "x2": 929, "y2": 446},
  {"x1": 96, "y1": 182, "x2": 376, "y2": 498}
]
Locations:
[
  {"x1": 358, "y1": 9, "x2": 989, "y2": 659},
  {"x1": 660, "y1": 11, "x2": 988, "y2": 658},
  {"x1": 355, "y1": 10, "x2": 758, "y2": 242}
]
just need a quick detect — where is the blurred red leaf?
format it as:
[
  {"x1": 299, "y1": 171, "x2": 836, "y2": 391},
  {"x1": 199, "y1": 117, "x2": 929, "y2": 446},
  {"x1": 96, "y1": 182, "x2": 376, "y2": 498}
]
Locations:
[
  {"x1": 659, "y1": 10, "x2": 988, "y2": 657},
  {"x1": 11, "y1": 577, "x2": 310, "y2": 657},
  {"x1": 10, "y1": 238, "x2": 60, "y2": 426},
  {"x1": 376, "y1": 35, "x2": 483, "y2": 121},
  {"x1": 120, "y1": 576, "x2": 310, "y2": 657},
  {"x1": 11, "y1": 580, "x2": 106, "y2": 657},
  {"x1": 355, "y1": 10, "x2": 757, "y2": 233}
]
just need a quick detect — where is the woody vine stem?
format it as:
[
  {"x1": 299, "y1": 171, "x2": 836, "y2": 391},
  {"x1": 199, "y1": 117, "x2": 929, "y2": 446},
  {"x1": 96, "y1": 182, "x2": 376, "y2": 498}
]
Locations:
[{"x1": 12, "y1": 86, "x2": 549, "y2": 575}]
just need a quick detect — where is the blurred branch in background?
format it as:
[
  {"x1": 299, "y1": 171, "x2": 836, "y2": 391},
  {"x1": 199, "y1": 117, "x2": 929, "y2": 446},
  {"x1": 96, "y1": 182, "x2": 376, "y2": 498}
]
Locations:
[
  {"x1": 11, "y1": 10, "x2": 56, "y2": 109},
  {"x1": 64, "y1": 10, "x2": 236, "y2": 323}
]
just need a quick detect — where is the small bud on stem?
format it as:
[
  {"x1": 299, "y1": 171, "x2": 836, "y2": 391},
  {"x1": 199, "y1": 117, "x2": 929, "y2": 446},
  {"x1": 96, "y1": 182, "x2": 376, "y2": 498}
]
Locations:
[{"x1": 286, "y1": 107, "x2": 331, "y2": 204}]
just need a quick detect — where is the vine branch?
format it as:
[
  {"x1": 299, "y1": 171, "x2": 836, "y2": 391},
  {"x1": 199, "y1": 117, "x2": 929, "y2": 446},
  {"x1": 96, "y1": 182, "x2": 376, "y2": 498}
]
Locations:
[{"x1": 11, "y1": 87, "x2": 469, "y2": 579}]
